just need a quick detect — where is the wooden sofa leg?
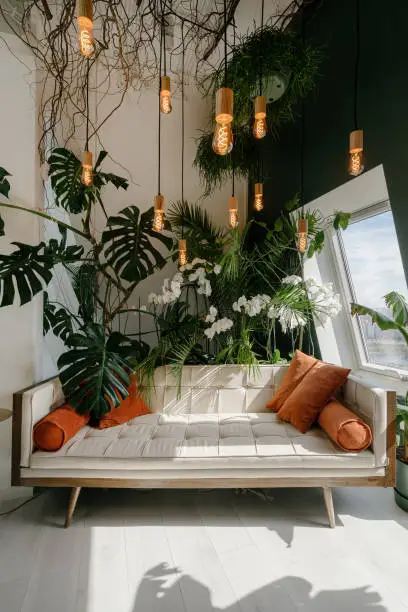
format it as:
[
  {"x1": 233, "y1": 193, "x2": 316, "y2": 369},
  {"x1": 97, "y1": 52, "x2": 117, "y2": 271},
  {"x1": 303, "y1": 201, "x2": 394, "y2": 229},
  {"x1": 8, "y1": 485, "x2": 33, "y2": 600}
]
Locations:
[
  {"x1": 65, "y1": 487, "x2": 81, "y2": 528},
  {"x1": 322, "y1": 486, "x2": 336, "y2": 528}
]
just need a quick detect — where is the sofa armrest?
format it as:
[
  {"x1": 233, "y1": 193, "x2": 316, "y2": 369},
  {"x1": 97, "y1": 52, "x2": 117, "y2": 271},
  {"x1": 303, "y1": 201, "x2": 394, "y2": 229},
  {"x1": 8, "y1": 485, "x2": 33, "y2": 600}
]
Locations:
[
  {"x1": 342, "y1": 375, "x2": 396, "y2": 471},
  {"x1": 12, "y1": 377, "x2": 64, "y2": 482}
]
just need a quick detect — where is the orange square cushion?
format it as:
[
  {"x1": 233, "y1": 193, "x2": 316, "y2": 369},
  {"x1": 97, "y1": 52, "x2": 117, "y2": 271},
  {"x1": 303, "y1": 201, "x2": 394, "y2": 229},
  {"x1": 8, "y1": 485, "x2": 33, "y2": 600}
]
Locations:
[
  {"x1": 277, "y1": 361, "x2": 351, "y2": 433},
  {"x1": 318, "y1": 399, "x2": 372, "y2": 451},
  {"x1": 266, "y1": 350, "x2": 317, "y2": 412},
  {"x1": 97, "y1": 376, "x2": 150, "y2": 429},
  {"x1": 33, "y1": 404, "x2": 89, "y2": 452}
]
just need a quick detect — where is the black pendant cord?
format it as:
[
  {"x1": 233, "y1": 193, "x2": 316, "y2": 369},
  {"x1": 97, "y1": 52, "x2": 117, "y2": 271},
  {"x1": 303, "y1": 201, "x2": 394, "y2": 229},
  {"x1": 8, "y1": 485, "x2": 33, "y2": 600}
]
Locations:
[
  {"x1": 158, "y1": 12, "x2": 163, "y2": 195},
  {"x1": 259, "y1": 0, "x2": 264, "y2": 96},
  {"x1": 353, "y1": 0, "x2": 360, "y2": 130},
  {"x1": 181, "y1": 21, "x2": 185, "y2": 239},
  {"x1": 223, "y1": 0, "x2": 227, "y2": 86},
  {"x1": 163, "y1": 7, "x2": 167, "y2": 76},
  {"x1": 85, "y1": 59, "x2": 90, "y2": 151},
  {"x1": 232, "y1": 17, "x2": 236, "y2": 197},
  {"x1": 300, "y1": 1, "x2": 306, "y2": 217}
]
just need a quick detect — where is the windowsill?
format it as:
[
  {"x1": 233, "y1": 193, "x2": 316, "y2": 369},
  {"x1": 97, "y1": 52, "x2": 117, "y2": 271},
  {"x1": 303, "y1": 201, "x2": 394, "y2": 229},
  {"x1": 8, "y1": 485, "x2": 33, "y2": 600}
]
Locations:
[{"x1": 353, "y1": 365, "x2": 408, "y2": 395}]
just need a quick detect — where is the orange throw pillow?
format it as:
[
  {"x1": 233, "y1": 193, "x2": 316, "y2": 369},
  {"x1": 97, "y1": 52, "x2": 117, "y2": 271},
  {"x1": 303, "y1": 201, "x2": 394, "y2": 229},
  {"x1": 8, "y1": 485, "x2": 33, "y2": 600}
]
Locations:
[
  {"x1": 277, "y1": 361, "x2": 351, "y2": 433},
  {"x1": 33, "y1": 404, "x2": 89, "y2": 451},
  {"x1": 266, "y1": 350, "x2": 317, "y2": 412},
  {"x1": 97, "y1": 376, "x2": 150, "y2": 429},
  {"x1": 318, "y1": 400, "x2": 372, "y2": 451}
]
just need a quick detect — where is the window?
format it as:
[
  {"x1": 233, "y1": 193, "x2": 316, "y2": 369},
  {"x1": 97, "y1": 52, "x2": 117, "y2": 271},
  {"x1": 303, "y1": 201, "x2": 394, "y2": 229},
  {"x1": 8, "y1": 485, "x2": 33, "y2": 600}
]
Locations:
[{"x1": 338, "y1": 202, "x2": 408, "y2": 372}]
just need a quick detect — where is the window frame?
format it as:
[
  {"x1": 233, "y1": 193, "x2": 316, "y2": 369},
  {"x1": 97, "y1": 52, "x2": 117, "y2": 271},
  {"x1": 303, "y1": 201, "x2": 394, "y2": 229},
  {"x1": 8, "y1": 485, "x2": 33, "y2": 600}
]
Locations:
[{"x1": 330, "y1": 199, "x2": 408, "y2": 380}]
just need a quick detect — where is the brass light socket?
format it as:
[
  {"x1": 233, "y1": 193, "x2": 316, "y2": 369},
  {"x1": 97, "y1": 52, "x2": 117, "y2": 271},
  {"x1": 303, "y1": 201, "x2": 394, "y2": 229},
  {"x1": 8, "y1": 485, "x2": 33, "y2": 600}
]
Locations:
[
  {"x1": 179, "y1": 239, "x2": 187, "y2": 251},
  {"x1": 161, "y1": 75, "x2": 170, "y2": 93},
  {"x1": 254, "y1": 183, "x2": 263, "y2": 197},
  {"x1": 228, "y1": 195, "x2": 238, "y2": 211},
  {"x1": 82, "y1": 150, "x2": 92, "y2": 166},
  {"x1": 215, "y1": 88, "x2": 233, "y2": 124},
  {"x1": 254, "y1": 95, "x2": 267, "y2": 119},
  {"x1": 349, "y1": 129, "x2": 363, "y2": 153},
  {"x1": 297, "y1": 218, "x2": 308, "y2": 234},
  {"x1": 154, "y1": 194, "x2": 164, "y2": 211},
  {"x1": 77, "y1": 0, "x2": 93, "y2": 20}
]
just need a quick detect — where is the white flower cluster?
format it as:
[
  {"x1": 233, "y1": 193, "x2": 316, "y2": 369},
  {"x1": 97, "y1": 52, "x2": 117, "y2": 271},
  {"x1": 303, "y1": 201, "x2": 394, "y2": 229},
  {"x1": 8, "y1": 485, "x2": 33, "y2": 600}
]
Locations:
[
  {"x1": 305, "y1": 278, "x2": 342, "y2": 326},
  {"x1": 267, "y1": 304, "x2": 308, "y2": 333},
  {"x1": 282, "y1": 275, "x2": 303, "y2": 286},
  {"x1": 232, "y1": 294, "x2": 271, "y2": 317},
  {"x1": 204, "y1": 317, "x2": 234, "y2": 340},
  {"x1": 148, "y1": 258, "x2": 221, "y2": 306}
]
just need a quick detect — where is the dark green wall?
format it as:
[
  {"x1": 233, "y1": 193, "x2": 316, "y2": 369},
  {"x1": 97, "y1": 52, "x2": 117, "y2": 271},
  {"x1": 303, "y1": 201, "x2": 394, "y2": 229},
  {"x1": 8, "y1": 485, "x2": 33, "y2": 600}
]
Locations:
[{"x1": 260, "y1": 0, "x2": 408, "y2": 278}]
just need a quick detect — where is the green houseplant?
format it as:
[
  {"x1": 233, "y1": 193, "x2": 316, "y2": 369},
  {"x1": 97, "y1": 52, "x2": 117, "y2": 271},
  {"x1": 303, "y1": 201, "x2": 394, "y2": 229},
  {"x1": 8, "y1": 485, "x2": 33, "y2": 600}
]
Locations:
[{"x1": 351, "y1": 291, "x2": 408, "y2": 510}]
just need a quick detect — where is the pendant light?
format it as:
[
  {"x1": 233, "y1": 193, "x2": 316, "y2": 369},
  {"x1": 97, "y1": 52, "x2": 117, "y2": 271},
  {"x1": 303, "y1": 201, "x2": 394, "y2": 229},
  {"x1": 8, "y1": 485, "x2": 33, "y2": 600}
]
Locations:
[
  {"x1": 228, "y1": 161, "x2": 238, "y2": 228},
  {"x1": 213, "y1": 0, "x2": 234, "y2": 156},
  {"x1": 253, "y1": 0, "x2": 267, "y2": 139},
  {"x1": 178, "y1": 23, "x2": 188, "y2": 265},
  {"x1": 82, "y1": 61, "x2": 93, "y2": 187},
  {"x1": 297, "y1": 3, "x2": 308, "y2": 254},
  {"x1": 348, "y1": 0, "x2": 364, "y2": 177},
  {"x1": 159, "y1": 10, "x2": 172, "y2": 115},
  {"x1": 77, "y1": 0, "x2": 94, "y2": 57},
  {"x1": 153, "y1": 14, "x2": 165, "y2": 232},
  {"x1": 254, "y1": 182, "x2": 264, "y2": 212}
]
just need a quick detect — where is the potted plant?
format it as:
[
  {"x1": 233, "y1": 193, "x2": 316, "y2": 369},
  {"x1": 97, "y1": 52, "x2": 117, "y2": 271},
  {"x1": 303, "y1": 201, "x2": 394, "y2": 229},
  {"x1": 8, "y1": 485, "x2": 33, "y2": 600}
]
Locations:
[{"x1": 351, "y1": 292, "x2": 408, "y2": 510}]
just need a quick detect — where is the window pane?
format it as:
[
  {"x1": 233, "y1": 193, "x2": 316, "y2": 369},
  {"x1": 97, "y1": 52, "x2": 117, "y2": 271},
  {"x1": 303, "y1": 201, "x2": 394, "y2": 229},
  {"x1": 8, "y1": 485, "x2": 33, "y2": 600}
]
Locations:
[{"x1": 341, "y1": 209, "x2": 408, "y2": 370}]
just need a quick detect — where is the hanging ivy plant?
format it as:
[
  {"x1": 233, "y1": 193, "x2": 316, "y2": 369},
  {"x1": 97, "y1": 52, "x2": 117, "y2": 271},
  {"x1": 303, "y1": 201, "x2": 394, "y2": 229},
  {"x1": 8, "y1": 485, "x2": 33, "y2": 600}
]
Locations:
[{"x1": 195, "y1": 26, "x2": 322, "y2": 194}]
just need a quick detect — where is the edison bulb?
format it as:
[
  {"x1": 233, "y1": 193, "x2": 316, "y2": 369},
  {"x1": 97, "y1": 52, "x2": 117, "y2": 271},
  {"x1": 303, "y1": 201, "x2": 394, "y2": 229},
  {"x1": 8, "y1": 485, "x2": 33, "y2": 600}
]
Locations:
[
  {"x1": 212, "y1": 123, "x2": 233, "y2": 156},
  {"x1": 78, "y1": 16, "x2": 94, "y2": 57},
  {"x1": 254, "y1": 194, "x2": 263, "y2": 212},
  {"x1": 253, "y1": 116, "x2": 267, "y2": 139},
  {"x1": 297, "y1": 233, "x2": 308, "y2": 254},
  {"x1": 349, "y1": 151, "x2": 364, "y2": 177},
  {"x1": 160, "y1": 91, "x2": 172, "y2": 114},
  {"x1": 178, "y1": 240, "x2": 187, "y2": 266},
  {"x1": 228, "y1": 208, "x2": 238, "y2": 229},
  {"x1": 153, "y1": 210, "x2": 164, "y2": 232},
  {"x1": 81, "y1": 151, "x2": 93, "y2": 186}
]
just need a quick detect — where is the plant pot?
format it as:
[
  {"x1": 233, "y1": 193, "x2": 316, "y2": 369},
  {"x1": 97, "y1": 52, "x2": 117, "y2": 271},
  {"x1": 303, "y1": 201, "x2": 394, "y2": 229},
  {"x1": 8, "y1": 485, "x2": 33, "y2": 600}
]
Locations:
[{"x1": 395, "y1": 450, "x2": 408, "y2": 512}]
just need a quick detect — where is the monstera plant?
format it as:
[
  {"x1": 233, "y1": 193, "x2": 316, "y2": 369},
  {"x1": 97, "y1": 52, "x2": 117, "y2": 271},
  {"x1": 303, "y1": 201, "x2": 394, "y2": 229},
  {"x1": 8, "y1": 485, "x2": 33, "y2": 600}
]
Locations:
[{"x1": 0, "y1": 149, "x2": 174, "y2": 417}]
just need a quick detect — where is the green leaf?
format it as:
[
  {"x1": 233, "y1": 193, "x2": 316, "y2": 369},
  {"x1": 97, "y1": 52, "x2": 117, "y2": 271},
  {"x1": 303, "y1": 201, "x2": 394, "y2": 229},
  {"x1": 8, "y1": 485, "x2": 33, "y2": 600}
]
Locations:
[
  {"x1": 71, "y1": 263, "x2": 97, "y2": 324},
  {"x1": 274, "y1": 217, "x2": 283, "y2": 232},
  {"x1": 333, "y1": 211, "x2": 351, "y2": 231},
  {"x1": 102, "y1": 205, "x2": 173, "y2": 283},
  {"x1": 43, "y1": 292, "x2": 75, "y2": 344},
  {"x1": 384, "y1": 291, "x2": 408, "y2": 327},
  {"x1": 351, "y1": 302, "x2": 408, "y2": 344},
  {"x1": 0, "y1": 213, "x2": 4, "y2": 237},
  {"x1": 0, "y1": 167, "x2": 11, "y2": 199},
  {"x1": 58, "y1": 324, "x2": 132, "y2": 418},
  {"x1": 48, "y1": 148, "x2": 128, "y2": 214}
]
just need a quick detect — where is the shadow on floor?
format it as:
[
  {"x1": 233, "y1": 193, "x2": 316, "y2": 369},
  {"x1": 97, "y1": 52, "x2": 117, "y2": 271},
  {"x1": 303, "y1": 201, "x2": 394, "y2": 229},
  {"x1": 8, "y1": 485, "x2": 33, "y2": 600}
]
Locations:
[{"x1": 131, "y1": 562, "x2": 387, "y2": 611}]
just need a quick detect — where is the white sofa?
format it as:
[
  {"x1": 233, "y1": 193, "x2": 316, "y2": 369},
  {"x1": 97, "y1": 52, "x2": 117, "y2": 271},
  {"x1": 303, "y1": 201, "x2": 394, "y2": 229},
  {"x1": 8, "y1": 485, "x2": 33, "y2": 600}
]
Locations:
[{"x1": 12, "y1": 365, "x2": 396, "y2": 527}]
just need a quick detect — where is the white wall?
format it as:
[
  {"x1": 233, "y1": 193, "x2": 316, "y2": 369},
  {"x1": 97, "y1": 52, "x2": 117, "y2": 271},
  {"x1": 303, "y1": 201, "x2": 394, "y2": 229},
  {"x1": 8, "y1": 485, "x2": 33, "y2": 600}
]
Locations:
[{"x1": 0, "y1": 32, "x2": 39, "y2": 503}]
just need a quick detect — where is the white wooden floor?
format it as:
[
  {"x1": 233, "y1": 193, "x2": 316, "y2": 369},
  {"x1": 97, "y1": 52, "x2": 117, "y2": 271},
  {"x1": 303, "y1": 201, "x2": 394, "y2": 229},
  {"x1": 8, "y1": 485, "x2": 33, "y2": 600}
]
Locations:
[{"x1": 0, "y1": 486, "x2": 408, "y2": 612}]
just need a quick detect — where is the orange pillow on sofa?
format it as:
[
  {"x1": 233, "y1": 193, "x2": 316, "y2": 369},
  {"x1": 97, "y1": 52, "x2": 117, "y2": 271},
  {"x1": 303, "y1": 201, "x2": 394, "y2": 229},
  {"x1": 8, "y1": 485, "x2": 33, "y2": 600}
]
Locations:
[
  {"x1": 97, "y1": 376, "x2": 150, "y2": 429},
  {"x1": 318, "y1": 399, "x2": 372, "y2": 451},
  {"x1": 277, "y1": 361, "x2": 351, "y2": 433},
  {"x1": 33, "y1": 404, "x2": 89, "y2": 451},
  {"x1": 266, "y1": 350, "x2": 317, "y2": 412}
]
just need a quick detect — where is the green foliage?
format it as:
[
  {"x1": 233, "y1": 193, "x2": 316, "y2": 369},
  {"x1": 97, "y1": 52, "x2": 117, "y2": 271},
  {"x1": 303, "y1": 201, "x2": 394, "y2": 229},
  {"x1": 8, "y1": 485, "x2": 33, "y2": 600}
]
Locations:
[
  {"x1": 43, "y1": 292, "x2": 75, "y2": 344},
  {"x1": 351, "y1": 299, "x2": 408, "y2": 344},
  {"x1": 195, "y1": 27, "x2": 322, "y2": 193},
  {"x1": 385, "y1": 291, "x2": 408, "y2": 327},
  {"x1": 71, "y1": 263, "x2": 98, "y2": 324},
  {"x1": 48, "y1": 148, "x2": 128, "y2": 214},
  {"x1": 333, "y1": 211, "x2": 351, "y2": 231},
  {"x1": 58, "y1": 324, "x2": 131, "y2": 418},
  {"x1": 167, "y1": 200, "x2": 227, "y2": 261},
  {"x1": 102, "y1": 206, "x2": 174, "y2": 283}
]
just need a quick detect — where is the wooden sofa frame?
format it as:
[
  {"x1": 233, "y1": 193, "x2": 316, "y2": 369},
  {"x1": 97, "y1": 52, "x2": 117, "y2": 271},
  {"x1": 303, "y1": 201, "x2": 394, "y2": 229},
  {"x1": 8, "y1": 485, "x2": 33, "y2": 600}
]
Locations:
[{"x1": 11, "y1": 379, "x2": 396, "y2": 528}]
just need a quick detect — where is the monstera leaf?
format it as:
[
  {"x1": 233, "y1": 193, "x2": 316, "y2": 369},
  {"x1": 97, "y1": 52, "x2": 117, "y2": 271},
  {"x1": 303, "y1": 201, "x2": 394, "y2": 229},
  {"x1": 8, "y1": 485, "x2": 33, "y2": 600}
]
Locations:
[
  {"x1": 71, "y1": 262, "x2": 98, "y2": 324},
  {"x1": 102, "y1": 205, "x2": 174, "y2": 283},
  {"x1": 58, "y1": 324, "x2": 132, "y2": 417},
  {"x1": 351, "y1": 302, "x2": 408, "y2": 344},
  {"x1": 0, "y1": 239, "x2": 84, "y2": 307},
  {"x1": 43, "y1": 292, "x2": 75, "y2": 344},
  {"x1": 48, "y1": 148, "x2": 128, "y2": 214}
]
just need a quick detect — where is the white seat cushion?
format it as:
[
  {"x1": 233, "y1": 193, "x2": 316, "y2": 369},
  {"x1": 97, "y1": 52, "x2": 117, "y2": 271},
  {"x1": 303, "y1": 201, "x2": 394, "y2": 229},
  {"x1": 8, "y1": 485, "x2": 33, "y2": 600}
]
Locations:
[{"x1": 31, "y1": 413, "x2": 375, "y2": 469}]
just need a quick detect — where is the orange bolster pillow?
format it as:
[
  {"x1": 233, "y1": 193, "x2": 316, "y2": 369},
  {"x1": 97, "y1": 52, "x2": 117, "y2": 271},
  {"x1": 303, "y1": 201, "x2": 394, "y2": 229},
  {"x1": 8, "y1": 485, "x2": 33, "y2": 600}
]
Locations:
[
  {"x1": 33, "y1": 404, "x2": 89, "y2": 452},
  {"x1": 318, "y1": 400, "x2": 372, "y2": 452}
]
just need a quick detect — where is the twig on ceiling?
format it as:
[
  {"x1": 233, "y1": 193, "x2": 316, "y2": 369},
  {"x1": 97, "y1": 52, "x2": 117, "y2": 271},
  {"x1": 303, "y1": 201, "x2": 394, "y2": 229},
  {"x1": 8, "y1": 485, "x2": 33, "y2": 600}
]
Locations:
[{"x1": 202, "y1": 0, "x2": 242, "y2": 62}]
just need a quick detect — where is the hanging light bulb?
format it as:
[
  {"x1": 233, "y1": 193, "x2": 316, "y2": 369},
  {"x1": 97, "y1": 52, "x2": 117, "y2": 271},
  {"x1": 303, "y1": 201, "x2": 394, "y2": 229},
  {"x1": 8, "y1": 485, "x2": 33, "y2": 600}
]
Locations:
[
  {"x1": 254, "y1": 183, "x2": 264, "y2": 212},
  {"x1": 178, "y1": 239, "x2": 187, "y2": 266},
  {"x1": 81, "y1": 151, "x2": 93, "y2": 186},
  {"x1": 297, "y1": 218, "x2": 308, "y2": 254},
  {"x1": 253, "y1": 96, "x2": 267, "y2": 139},
  {"x1": 228, "y1": 195, "x2": 239, "y2": 229},
  {"x1": 213, "y1": 88, "x2": 233, "y2": 156},
  {"x1": 349, "y1": 129, "x2": 364, "y2": 177},
  {"x1": 77, "y1": 0, "x2": 94, "y2": 57},
  {"x1": 160, "y1": 75, "x2": 172, "y2": 114},
  {"x1": 153, "y1": 195, "x2": 165, "y2": 232}
]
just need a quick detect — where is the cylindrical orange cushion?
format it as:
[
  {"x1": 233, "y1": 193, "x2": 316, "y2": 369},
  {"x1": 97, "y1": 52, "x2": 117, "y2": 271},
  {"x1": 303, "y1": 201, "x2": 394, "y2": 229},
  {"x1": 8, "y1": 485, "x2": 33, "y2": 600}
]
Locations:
[
  {"x1": 318, "y1": 400, "x2": 372, "y2": 451},
  {"x1": 266, "y1": 350, "x2": 317, "y2": 412},
  {"x1": 33, "y1": 404, "x2": 89, "y2": 452}
]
